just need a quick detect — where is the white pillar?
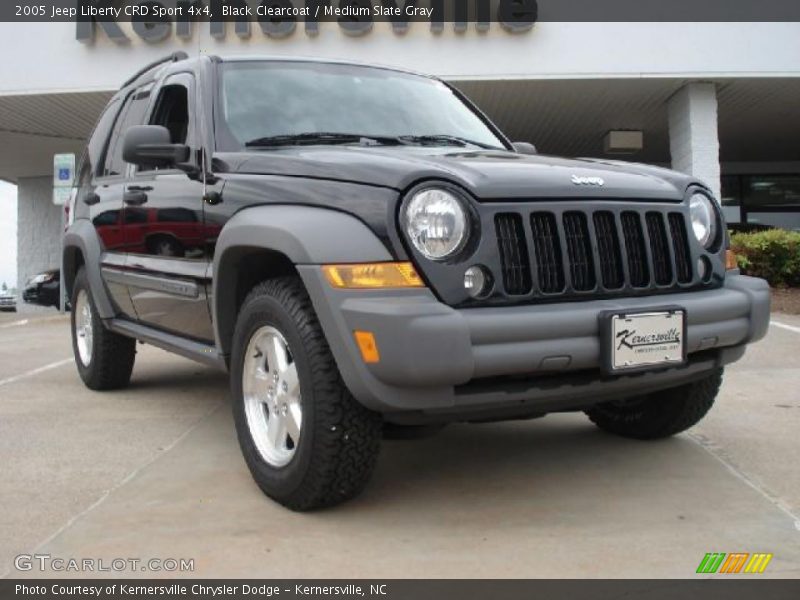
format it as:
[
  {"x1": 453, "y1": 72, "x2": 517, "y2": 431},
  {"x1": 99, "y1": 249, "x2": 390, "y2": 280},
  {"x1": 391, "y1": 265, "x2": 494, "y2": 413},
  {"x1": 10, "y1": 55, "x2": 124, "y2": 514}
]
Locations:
[
  {"x1": 667, "y1": 82, "x2": 721, "y2": 199},
  {"x1": 16, "y1": 176, "x2": 61, "y2": 313}
]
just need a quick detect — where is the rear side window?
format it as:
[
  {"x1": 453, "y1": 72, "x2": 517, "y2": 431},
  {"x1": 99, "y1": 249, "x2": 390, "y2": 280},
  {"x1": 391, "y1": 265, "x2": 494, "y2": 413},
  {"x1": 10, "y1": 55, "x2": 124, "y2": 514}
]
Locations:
[
  {"x1": 92, "y1": 210, "x2": 120, "y2": 227},
  {"x1": 103, "y1": 89, "x2": 151, "y2": 177},
  {"x1": 156, "y1": 208, "x2": 196, "y2": 223},
  {"x1": 124, "y1": 208, "x2": 148, "y2": 224},
  {"x1": 76, "y1": 97, "x2": 121, "y2": 187}
]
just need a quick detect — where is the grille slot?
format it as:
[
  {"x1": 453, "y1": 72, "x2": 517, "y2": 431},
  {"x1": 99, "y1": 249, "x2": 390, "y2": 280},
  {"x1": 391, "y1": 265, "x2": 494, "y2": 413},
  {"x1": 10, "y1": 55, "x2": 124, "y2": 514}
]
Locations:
[
  {"x1": 592, "y1": 211, "x2": 624, "y2": 290},
  {"x1": 495, "y1": 213, "x2": 532, "y2": 295},
  {"x1": 646, "y1": 212, "x2": 673, "y2": 285},
  {"x1": 530, "y1": 212, "x2": 565, "y2": 293},
  {"x1": 621, "y1": 212, "x2": 650, "y2": 287},
  {"x1": 563, "y1": 212, "x2": 596, "y2": 291},
  {"x1": 669, "y1": 212, "x2": 693, "y2": 283}
]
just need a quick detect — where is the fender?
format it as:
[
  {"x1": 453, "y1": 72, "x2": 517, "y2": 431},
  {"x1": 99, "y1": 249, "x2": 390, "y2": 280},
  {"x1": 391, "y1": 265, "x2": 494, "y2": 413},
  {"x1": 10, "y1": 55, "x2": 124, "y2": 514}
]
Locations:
[
  {"x1": 63, "y1": 220, "x2": 118, "y2": 320},
  {"x1": 212, "y1": 205, "x2": 394, "y2": 358}
]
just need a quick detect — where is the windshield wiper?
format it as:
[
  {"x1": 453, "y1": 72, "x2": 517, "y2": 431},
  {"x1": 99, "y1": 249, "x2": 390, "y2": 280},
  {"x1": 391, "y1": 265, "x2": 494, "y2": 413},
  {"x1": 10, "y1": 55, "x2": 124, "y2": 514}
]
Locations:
[
  {"x1": 245, "y1": 132, "x2": 402, "y2": 148},
  {"x1": 397, "y1": 135, "x2": 500, "y2": 149}
]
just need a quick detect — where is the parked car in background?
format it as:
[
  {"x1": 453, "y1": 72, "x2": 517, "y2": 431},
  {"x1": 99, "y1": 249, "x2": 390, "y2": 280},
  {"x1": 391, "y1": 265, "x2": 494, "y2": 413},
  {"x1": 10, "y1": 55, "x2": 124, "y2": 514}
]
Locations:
[
  {"x1": 23, "y1": 269, "x2": 65, "y2": 309},
  {"x1": 0, "y1": 291, "x2": 16, "y2": 312}
]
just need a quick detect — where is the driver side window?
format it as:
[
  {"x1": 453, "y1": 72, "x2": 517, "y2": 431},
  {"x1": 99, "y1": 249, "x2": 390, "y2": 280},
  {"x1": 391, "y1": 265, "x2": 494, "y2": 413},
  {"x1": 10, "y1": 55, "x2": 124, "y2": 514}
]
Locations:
[
  {"x1": 152, "y1": 84, "x2": 189, "y2": 144},
  {"x1": 140, "y1": 74, "x2": 194, "y2": 172}
]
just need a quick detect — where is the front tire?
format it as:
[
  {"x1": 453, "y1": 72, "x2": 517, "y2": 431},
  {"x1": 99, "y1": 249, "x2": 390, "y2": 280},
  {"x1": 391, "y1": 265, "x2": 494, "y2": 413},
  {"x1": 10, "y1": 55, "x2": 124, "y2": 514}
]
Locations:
[
  {"x1": 231, "y1": 277, "x2": 382, "y2": 511},
  {"x1": 585, "y1": 369, "x2": 723, "y2": 440},
  {"x1": 71, "y1": 268, "x2": 136, "y2": 390}
]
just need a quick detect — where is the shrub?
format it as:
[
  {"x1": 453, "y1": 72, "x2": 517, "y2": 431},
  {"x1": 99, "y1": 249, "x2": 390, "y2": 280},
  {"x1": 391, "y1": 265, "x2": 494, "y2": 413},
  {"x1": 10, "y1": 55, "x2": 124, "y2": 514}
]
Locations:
[{"x1": 729, "y1": 228, "x2": 800, "y2": 287}]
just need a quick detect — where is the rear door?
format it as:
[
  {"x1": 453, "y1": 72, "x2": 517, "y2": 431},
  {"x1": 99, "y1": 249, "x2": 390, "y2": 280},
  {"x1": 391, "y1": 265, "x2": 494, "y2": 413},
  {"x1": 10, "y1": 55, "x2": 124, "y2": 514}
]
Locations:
[
  {"x1": 79, "y1": 88, "x2": 150, "y2": 318},
  {"x1": 121, "y1": 72, "x2": 214, "y2": 341}
]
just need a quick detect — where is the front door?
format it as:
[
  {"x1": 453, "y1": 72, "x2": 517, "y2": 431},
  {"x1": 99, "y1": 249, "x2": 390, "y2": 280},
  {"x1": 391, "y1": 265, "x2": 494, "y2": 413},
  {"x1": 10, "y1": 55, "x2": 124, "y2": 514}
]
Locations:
[{"x1": 122, "y1": 72, "x2": 214, "y2": 341}]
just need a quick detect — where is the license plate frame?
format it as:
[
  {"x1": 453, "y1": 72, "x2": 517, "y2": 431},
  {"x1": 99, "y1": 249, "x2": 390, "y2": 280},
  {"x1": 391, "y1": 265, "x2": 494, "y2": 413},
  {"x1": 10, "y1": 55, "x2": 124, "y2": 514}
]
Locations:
[{"x1": 600, "y1": 307, "x2": 687, "y2": 374}]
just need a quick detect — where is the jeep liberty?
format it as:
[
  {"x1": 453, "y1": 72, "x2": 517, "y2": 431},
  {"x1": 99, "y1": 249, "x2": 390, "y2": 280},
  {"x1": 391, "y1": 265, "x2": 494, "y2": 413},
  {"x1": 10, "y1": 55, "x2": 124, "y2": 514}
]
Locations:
[{"x1": 64, "y1": 53, "x2": 770, "y2": 510}]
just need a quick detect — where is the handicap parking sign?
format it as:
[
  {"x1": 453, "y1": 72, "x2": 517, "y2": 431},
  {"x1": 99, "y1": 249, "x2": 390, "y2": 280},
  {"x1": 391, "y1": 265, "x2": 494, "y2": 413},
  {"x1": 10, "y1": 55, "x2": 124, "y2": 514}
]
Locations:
[
  {"x1": 53, "y1": 154, "x2": 75, "y2": 188},
  {"x1": 53, "y1": 153, "x2": 76, "y2": 206}
]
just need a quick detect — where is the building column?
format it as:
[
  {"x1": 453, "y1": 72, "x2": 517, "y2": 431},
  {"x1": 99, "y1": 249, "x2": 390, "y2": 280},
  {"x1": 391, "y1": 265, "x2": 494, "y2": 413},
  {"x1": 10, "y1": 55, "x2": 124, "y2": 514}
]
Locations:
[
  {"x1": 16, "y1": 176, "x2": 62, "y2": 313},
  {"x1": 667, "y1": 82, "x2": 721, "y2": 199}
]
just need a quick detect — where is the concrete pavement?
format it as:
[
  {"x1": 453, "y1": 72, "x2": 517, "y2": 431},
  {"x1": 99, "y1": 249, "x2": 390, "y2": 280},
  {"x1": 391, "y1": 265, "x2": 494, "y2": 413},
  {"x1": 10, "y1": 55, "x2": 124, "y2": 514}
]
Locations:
[{"x1": 1, "y1": 312, "x2": 798, "y2": 578}]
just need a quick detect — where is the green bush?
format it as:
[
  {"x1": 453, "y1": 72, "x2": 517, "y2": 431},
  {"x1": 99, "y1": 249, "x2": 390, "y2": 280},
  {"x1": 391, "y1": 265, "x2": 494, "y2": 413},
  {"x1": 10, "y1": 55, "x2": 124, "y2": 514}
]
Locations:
[{"x1": 729, "y1": 228, "x2": 800, "y2": 287}]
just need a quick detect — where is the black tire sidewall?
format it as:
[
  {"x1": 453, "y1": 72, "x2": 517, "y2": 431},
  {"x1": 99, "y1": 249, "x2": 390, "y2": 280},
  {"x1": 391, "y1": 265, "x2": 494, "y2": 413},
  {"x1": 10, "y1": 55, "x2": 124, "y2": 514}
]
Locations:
[{"x1": 230, "y1": 290, "x2": 318, "y2": 501}]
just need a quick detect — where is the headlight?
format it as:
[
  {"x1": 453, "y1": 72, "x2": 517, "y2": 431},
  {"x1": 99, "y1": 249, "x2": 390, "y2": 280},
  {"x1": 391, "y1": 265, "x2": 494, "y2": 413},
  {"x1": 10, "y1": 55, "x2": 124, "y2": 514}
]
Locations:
[
  {"x1": 689, "y1": 192, "x2": 718, "y2": 248},
  {"x1": 402, "y1": 188, "x2": 469, "y2": 260}
]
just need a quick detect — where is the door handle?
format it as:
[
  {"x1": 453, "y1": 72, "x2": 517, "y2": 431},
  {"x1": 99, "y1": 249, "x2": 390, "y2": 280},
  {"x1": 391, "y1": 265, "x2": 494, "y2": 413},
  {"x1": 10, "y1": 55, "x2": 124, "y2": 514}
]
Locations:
[
  {"x1": 83, "y1": 192, "x2": 100, "y2": 206},
  {"x1": 124, "y1": 191, "x2": 148, "y2": 206}
]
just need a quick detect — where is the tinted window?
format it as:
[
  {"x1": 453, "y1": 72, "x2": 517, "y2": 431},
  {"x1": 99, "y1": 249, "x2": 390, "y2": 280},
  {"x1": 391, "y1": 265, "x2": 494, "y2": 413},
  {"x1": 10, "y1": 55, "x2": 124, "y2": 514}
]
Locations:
[
  {"x1": 151, "y1": 84, "x2": 190, "y2": 144},
  {"x1": 104, "y1": 89, "x2": 151, "y2": 177},
  {"x1": 77, "y1": 98, "x2": 121, "y2": 186},
  {"x1": 217, "y1": 62, "x2": 506, "y2": 150},
  {"x1": 743, "y1": 175, "x2": 800, "y2": 207},
  {"x1": 124, "y1": 208, "x2": 148, "y2": 224},
  {"x1": 157, "y1": 208, "x2": 196, "y2": 223},
  {"x1": 92, "y1": 210, "x2": 120, "y2": 227}
]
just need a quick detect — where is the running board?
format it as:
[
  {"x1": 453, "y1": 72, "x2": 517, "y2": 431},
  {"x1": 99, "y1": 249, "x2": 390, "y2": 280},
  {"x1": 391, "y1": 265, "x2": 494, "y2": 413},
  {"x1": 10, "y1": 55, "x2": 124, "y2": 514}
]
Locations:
[{"x1": 107, "y1": 318, "x2": 226, "y2": 371}]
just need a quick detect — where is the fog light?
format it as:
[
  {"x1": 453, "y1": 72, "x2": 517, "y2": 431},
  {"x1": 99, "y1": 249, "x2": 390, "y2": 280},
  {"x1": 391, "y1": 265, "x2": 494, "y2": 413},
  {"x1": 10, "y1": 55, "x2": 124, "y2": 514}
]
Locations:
[
  {"x1": 464, "y1": 265, "x2": 491, "y2": 298},
  {"x1": 697, "y1": 256, "x2": 712, "y2": 282}
]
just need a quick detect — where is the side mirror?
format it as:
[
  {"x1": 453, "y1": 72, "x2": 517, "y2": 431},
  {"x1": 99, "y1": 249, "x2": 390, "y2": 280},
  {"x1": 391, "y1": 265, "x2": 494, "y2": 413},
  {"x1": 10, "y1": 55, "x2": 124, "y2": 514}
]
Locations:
[
  {"x1": 122, "y1": 125, "x2": 191, "y2": 169},
  {"x1": 512, "y1": 141, "x2": 537, "y2": 155}
]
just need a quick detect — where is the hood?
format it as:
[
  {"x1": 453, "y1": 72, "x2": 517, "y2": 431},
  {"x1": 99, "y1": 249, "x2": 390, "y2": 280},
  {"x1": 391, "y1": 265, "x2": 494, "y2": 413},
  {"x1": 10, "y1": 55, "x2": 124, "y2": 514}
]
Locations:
[{"x1": 216, "y1": 146, "x2": 697, "y2": 202}]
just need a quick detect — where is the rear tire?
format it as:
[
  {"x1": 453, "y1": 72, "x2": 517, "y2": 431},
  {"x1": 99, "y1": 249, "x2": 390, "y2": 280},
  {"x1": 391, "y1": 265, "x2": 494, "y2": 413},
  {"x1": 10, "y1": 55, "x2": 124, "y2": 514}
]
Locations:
[
  {"x1": 70, "y1": 268, "x2": 136, "y2": 390},
  {"x1": 231, "y1": 276, "x2": 382, "y2": 511},
  {"x1": 585, "y1": 369, "x2": 723, "y2": 440}
]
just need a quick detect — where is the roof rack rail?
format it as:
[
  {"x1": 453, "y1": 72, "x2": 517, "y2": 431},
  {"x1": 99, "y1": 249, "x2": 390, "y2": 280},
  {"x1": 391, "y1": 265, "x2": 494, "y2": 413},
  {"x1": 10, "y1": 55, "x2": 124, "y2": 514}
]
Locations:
[{"x1": 121, "y1": 51, "x2": 189, "y2": 87}]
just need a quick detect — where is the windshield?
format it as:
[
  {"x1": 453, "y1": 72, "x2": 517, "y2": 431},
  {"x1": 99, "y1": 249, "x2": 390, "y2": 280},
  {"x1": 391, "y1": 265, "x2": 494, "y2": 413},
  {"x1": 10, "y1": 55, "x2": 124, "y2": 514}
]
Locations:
[{"x1": 216, "y1": 61, "x2": 507, "y2": 151}]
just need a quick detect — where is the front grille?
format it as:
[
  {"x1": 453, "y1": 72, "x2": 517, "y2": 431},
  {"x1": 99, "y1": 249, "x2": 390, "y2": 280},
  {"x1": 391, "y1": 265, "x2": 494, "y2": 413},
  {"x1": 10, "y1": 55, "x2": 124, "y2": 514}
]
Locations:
[
  {"x1": 621, "y1": 212, "x2": 650, "y2": 288},
  {"x1": 669, "y1": 212, "x2": 693, "y2": 283},
  {"x1": 563, "y1": 212, "x2": 595, "y2": 291},
  {"x1": 495, "y1": 213, "x2": 532, "y2": 295},
  {"x1": 493, "y1": 207, "x2": 695, "y2": 299},
  {"x1": 530, "y1": 212, "x2": 565, "y2": 293},
  {"x1": 645, "y1": 212, "x2": 673, "y2": 285},
  {"x1": 593, "y1": 211, "x2": 624, "y2": 289}
]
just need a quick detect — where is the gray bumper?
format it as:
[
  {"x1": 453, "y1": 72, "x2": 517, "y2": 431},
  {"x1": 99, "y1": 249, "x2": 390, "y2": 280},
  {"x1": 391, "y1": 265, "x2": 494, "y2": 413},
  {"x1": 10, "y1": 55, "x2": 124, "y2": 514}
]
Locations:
[{"x1": 299, "y1": 268, "x2": 770, "y2": 420}]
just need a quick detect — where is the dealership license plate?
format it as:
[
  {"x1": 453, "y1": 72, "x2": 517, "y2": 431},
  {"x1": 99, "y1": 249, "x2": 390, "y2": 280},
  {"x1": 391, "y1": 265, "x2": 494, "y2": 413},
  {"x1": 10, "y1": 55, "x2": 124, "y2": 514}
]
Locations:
[{"x1": 608, "y1": 310, "x2": 686, "y2": 372}]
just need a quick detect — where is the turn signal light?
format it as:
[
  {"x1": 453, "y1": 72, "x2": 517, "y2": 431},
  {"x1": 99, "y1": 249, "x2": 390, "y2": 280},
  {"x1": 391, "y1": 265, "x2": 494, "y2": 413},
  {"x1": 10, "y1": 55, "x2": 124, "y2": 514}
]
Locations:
[
  {"x1": 726, "y1": 249, "x2": 738, "y2": 270},
  {"x1": 322, "y1": 262, "x2": 424, "y2": 289},
  {"x1": 354, "y1": 331, "x2": 380, "y2": 363}
]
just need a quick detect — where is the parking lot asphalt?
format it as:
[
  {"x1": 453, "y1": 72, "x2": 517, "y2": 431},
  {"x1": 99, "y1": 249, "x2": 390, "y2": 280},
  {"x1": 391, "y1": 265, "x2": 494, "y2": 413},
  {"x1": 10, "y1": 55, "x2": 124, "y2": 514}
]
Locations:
[{"x1": 1, "y1": 311, "x2": 799, "y2": 579}]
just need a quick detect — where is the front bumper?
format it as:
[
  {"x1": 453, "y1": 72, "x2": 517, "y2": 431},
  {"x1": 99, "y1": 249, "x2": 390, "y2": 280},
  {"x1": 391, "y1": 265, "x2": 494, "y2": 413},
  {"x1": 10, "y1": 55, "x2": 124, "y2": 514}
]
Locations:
[{"x1": 299, "y1": 268, "x2": 770, "y2": 422}]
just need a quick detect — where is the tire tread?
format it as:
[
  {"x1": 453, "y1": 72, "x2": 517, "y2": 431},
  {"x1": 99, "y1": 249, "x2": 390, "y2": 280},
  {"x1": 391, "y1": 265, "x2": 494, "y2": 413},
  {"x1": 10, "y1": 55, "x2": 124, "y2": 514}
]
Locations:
[
  {"x1": 235, "y1": 277, "x2": 381, "y2": 511},
  {"x1": 586, "y1": 369, "x2": 723, "y2": 440}
]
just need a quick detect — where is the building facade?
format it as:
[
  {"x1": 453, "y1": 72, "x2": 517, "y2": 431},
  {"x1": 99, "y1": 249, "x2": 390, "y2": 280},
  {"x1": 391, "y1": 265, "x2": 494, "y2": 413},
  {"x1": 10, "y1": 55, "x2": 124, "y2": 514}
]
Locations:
[{"x1": 1, "y1": 19, "x2": 799, "y2": 309}]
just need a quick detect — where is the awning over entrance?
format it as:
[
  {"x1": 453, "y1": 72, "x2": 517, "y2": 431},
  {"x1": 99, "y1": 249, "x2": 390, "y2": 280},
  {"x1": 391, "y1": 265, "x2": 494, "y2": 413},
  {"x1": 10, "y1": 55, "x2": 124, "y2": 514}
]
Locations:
[{"x1": 1, "y1": 77, "x2": 799, "y2": 182}]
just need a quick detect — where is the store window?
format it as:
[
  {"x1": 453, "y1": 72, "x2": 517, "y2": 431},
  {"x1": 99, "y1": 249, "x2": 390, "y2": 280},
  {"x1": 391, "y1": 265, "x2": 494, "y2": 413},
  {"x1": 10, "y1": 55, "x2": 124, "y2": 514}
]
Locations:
[
  {"x1": 743, "y1": 175, "x2": 800, "y2": 208},
  {"x1": 721, "y1": 175, "x2": 742, "y2": 224},
  {"x1": 720, "y1": 174, "x2": 800, "y2": 231}
]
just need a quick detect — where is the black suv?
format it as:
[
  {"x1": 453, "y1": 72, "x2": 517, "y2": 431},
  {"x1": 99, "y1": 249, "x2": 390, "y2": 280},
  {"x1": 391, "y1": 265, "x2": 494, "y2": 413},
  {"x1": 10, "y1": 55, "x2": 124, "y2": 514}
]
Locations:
[{"x1": 64, "y1": 53, "x2": 770, "y2": 510}]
